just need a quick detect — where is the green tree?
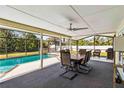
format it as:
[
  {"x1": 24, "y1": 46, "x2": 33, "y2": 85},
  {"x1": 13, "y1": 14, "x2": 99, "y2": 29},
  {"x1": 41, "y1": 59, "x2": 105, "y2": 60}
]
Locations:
[
  {"x1": 26, "y1": 33, "x2": 39, "y2": 52},
  {"x1": 0, "y1": 29, "x2": 16, "y2": 53}
]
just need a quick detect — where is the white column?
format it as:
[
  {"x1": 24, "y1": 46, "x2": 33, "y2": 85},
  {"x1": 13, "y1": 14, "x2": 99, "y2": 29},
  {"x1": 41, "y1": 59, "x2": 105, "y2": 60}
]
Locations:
[
  {"x1": 60, "y1": 36, "x2": 62, "y2": 50},
  {"x1": 40, "y1": 33, "x2": 43, "y2": 68},
  {"x1": 76, "y1": 40, "x2": 78, "y2": 53},
  {"x1": 69, "y1": 38, "x2": 72, "y2": 50},
  {"x1": 67, "y1": 39, "x2": 69, "y2": 49},
  {"x1": 94, "y1": 35, "x2": 95, "y2": 51}
]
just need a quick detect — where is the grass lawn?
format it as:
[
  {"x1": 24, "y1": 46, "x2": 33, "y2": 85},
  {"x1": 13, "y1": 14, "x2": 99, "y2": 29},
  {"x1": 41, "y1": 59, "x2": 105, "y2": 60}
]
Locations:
[
  {"x1": 0, "y1": 51, "x2": 39, "y2": 59},
  {"x1": 0, "y1": 50, "x2": 107, "y2": 59},
  {"x1": 100, "y1": 52, "x2": 107, "y2": 57},
  {"x1": 70, "y1": 50, "x2": 78, "y2": 54},
  {"x1": 0, "y1": 49, "x2": 49, "y2": 59}
]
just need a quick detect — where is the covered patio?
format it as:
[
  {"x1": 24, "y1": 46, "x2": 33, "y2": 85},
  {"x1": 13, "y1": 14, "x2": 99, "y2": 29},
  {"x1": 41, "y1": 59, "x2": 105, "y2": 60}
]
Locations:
[{"x1": 0, "y1": 5, "x2": 124, "y2": 88}]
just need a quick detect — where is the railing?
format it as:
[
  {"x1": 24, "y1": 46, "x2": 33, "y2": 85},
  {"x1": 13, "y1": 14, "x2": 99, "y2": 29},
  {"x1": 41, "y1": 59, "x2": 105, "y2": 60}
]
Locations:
[{"x1": 72, "y1": 46, "x2": 112, "y2": 52}]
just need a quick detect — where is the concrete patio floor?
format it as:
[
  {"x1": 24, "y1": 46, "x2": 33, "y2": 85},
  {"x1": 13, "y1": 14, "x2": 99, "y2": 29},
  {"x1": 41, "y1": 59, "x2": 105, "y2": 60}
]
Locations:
[
  {"x1": 0, "y1": 57, "x2": 60, "y2": 83},
  {"x1": 0, "y1": 60, "x2": 116, "y2": 88}
]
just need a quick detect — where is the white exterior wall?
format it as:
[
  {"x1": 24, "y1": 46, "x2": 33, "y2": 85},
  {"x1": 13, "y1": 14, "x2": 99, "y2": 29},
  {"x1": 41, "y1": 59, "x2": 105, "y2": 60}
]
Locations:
[{"x1": 115, "y1": 19, "x2": 124, "y2": 64}]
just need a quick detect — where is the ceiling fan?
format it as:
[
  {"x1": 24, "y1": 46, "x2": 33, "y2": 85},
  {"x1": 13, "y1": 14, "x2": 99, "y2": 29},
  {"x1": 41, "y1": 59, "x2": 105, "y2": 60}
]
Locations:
[{"x1": 68, "y1": 23, "x2": 88, "y2": 31}]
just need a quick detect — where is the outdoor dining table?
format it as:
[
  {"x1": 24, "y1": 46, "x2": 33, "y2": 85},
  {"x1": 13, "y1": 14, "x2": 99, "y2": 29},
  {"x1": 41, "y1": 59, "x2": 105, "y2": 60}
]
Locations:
[
  {"x1": 70, "y1": 54, "x2": 85, "y2": 72},
  {"x1": 71, "y1": 54, "x2": 85, "y2": 63}
]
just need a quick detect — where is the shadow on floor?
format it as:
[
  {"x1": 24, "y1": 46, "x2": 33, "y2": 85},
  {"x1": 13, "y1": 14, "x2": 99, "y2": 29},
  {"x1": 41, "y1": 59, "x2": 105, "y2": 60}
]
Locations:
[{"x1": 0, "y1": 61, "x2": 115, "y2": 88}]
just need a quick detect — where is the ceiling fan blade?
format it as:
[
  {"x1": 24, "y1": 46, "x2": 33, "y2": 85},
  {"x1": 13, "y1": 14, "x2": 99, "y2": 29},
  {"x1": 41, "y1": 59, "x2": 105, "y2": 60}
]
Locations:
[
  {"x1": 67, "y1": 23, "x2": 88, "y2": 31},
  {"x1": 72, "y1": 27, "x2": 88, "y2": 31}
]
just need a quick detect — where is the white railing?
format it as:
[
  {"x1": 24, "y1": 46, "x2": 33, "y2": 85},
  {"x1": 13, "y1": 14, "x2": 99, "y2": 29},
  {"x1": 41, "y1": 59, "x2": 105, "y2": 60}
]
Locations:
[
  {"x1": 48, "y1": 45, "x2": 113, "y2": 52},
  {"x1": 72, "y1": 46, "x2": 112, "y2": 52}
]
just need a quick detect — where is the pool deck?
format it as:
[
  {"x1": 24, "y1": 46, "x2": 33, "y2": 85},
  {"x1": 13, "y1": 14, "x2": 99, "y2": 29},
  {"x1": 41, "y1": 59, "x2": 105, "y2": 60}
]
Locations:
[
  {"x1": 90, "y1": 57, "x2": 114, "y2": 63},
  {"x1": 0, "y1": 57, "x2": 60, "y2": 83},
  {"x1": 0, "y1": 53, "x2": 113, "y2": 83}
]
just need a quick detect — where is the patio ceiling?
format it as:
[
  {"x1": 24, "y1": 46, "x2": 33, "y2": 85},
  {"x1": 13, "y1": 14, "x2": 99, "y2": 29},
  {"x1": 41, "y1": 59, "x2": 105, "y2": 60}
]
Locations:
[{"x1": 0, "y1": 5, "x2": 124, "y2": 40}]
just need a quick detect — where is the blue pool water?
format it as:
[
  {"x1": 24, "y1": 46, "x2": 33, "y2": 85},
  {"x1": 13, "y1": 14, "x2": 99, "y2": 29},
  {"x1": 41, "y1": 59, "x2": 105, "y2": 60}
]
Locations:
[{"x1": 0, "y1": 54, "x2": 53, "y2": 73}]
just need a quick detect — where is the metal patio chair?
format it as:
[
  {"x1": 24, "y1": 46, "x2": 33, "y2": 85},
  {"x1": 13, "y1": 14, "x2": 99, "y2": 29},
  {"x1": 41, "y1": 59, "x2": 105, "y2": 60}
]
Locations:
[{"x1": 60, "y1": 50, "x2": 77, "y2": 80}]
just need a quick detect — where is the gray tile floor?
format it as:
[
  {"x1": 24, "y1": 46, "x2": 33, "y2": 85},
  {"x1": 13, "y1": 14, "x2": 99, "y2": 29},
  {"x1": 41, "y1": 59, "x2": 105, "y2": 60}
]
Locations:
[{"x1": 0, "y1": 61, "x2": 122, "y2": 88}]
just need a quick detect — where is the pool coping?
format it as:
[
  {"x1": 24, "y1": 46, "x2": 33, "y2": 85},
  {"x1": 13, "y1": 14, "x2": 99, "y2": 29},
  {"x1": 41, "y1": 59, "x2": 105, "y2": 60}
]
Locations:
[
  {"x1": 0, "y1": 54, "x2": 42, "y2": 60},
  {"x1": 0, "y1": 65, "x2": 19, "y2": 78},
  {"x1": 0, "y1": 57, "x2": 60, "y2": 83}
]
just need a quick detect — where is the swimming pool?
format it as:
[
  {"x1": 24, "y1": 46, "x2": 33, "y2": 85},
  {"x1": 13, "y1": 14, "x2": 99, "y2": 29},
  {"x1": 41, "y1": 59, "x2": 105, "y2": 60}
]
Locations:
[{"x1": 0, "y1": 54, "x2": 53, "y2": 73}]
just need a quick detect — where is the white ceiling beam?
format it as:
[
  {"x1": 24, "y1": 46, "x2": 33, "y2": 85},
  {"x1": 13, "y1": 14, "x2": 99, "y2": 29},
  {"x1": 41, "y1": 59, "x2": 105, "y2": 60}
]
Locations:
[{"x1": 70, "y1": 5, "x2": 96, "y2": 35}]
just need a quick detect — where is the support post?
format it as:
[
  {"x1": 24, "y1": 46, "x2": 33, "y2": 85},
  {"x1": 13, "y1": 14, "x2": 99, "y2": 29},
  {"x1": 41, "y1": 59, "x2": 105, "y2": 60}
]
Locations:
[
  {"x1": 94, "y1": 35, "x2": 95, "y2": 51},
  {"x1": 54, "y1": 37, "x2": 57, "y2": 52},
  {"x1": 25, "y1": 33, "x2": 27, "y2": 56},
  {"x1": 113, "y1": 35, "x2": 116, "y2": 88},
  {"x1": 40, "y1": 33, "x2": 43, "y2": 68},
  {"x1": 5, "y1": 38, "x2": 8, "y2": 58},
  {"x1": 60, "y1": 36, "x2": 62, "y2": 50},
  {"x1": 76, "y1": 40, "x2": 79, "y2": 54},
  {"x1": 69, "y1": 38, "x2": 72, "y2": 50}
]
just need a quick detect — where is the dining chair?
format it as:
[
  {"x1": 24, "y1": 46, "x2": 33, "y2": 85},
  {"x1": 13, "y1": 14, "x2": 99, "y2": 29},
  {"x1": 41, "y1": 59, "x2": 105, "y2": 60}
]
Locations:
[
  {"x1": 65, "y1": 49, "x2": 70, "y2": 53},
  {"x1": 78, "y1": 51, "x2": 92, "y2": 73},
  {"x1": 79, "y1": 49, "x2": 86, "y2": 55},
  {"x1": 60, "y1": 50, "x2": 77, "y2": 80},
  {"x1": 93, "y1": 49, "x2": 101, "y2": 57}
]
